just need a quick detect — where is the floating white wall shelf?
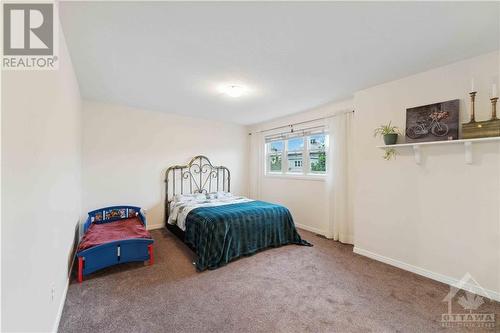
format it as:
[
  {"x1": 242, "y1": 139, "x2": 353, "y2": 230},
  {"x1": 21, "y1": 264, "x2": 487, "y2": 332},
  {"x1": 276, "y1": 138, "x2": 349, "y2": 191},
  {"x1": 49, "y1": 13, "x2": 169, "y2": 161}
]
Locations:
[{"x1": 376, "y1": 136, "x2": 500, "y2": 164}]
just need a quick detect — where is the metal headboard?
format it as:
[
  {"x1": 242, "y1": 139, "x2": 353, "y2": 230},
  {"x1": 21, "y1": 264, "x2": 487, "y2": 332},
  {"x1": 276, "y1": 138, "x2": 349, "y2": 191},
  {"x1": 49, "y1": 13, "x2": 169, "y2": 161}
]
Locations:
[{"x1": 164, "y1": 155, "x2": 231, "y2": 222}]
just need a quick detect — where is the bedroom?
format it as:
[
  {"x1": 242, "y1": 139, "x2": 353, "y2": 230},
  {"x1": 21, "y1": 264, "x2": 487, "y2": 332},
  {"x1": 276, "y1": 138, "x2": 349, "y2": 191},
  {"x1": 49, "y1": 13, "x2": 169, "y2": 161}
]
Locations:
[{"x1": 1, "y1": 1, "x2": 499, "y2": 332}]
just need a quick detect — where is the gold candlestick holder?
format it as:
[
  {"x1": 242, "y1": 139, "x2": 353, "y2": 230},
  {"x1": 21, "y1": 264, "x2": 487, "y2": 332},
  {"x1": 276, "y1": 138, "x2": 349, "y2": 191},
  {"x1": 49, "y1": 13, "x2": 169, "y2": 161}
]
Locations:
[
  {"x1": 463, "y1": 93, "x2": 500, "y2": 139},
  {"x1": 469, "y1": 91, "x2": 477, "y2": 123},
  {"x1": 490, "y1": 97, "x2": 498, "y2": 120}
]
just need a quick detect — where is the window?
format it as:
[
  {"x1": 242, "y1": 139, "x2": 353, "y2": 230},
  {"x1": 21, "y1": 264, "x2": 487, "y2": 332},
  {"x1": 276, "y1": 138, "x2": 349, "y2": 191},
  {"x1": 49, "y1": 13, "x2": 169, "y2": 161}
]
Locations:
[
  {"x1": 287, "y1": 137, "x2": 304, "y2": 173},
  {"x1": 267, "y1": 141, "x2": 283, "y2": 173},
  {"x1": 265, "y1": 131, "x2": 328, "y2": 177},
  {"x1": 309, "y1": 134, "x2": 327, "y2": 174}
]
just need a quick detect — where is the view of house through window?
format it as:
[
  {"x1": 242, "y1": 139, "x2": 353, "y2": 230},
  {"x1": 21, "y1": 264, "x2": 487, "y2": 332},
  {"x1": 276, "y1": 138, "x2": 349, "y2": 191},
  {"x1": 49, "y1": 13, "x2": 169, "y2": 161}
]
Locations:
[
  {"x1": 287, "y1": 137, "x2": 304, "y2": 173},
  {"x1": 309, "y1": 134, "x2": 327, "y2": 173},
  {"x1": 266, "y1": 132, "x2": 328, "y2": 176},
  {"x1": 268, "y1": 141, "x2": 283, "y2": 172}
]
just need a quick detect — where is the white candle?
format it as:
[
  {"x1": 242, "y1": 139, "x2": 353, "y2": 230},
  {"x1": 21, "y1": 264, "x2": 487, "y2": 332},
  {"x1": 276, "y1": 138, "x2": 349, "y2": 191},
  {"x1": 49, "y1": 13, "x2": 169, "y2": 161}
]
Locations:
[
  {"x1": 492, "y1": 84, "x2": 497, "y2": 97},
  {"x1": 471, "y1": 78, "x2": 475, "y2": 92}
]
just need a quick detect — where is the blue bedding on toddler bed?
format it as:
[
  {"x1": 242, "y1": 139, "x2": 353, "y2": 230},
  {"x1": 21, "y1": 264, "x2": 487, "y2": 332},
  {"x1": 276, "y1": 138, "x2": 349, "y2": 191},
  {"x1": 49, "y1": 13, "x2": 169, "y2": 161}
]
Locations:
[{"x1": 184, "y1": 200, "x2": 311, "y2": 271}]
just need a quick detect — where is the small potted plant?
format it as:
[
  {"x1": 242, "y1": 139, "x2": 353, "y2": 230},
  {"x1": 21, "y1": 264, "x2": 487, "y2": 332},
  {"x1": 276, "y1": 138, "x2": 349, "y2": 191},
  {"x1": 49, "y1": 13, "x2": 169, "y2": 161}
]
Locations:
[{"x1": 373, "y1": 122, "x2": 402, "y2": 145}]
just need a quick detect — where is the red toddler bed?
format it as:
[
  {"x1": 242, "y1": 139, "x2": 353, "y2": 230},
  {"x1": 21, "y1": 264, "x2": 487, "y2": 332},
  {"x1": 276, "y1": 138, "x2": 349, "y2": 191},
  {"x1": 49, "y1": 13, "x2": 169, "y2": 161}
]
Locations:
[{"x1": 77, "y1": 206, "x2": 154, "y2": 282}]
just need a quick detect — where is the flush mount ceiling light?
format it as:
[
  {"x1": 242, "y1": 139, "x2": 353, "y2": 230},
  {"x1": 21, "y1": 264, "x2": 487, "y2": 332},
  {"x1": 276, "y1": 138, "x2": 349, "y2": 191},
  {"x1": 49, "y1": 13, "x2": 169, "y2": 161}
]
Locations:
[{"x1": 219, "y1": 84, "x2": 247, "y2": 98}]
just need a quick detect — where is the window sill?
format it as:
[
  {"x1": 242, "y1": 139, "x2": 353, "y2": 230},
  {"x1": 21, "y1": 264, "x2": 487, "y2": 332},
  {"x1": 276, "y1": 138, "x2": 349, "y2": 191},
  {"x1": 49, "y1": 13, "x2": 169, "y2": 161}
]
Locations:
[{"x1": 264, "y1": 173, "x2": 326, "y2": 182}]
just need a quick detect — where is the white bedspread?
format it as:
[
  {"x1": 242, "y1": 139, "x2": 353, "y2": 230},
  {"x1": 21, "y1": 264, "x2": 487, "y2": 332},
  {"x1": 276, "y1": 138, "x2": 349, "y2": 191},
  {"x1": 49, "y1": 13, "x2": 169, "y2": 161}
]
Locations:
[{"x1": 168, "y1": 195, "x2": 253, "y2": 231}]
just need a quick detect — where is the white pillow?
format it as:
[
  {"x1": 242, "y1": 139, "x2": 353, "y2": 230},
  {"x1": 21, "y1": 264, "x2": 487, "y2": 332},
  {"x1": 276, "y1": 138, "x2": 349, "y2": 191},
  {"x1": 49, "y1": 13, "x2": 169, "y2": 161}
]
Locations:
[
  {"x1": 206, "y1": 192, "x2": 217, "y2": 200},
  {"x1": 216, "y1": 191, "x2": 233, "y2": 199},
  {"x1": 174, "y1": 193, "x2": 206, "y2": 202}
]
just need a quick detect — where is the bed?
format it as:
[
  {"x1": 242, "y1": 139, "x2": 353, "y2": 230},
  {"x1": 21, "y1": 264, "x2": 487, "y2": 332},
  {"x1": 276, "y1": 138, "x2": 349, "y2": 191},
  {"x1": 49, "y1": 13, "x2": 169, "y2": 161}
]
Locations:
[
  {"x1": 165, "y1": 156, "x2": 311, "y2": 271},
  {"x1": 76, "y1": 206, "x2": 154, "y2": 282}
]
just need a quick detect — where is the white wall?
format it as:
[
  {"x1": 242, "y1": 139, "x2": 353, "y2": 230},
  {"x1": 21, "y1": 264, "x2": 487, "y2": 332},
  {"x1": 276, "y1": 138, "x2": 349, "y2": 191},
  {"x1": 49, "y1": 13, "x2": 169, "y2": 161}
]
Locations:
[
  {"x1": 248, "y1": 99, "x2": 354, "y2": 235},
  {"x1": 1, "y1": 28, "x2": 82, "y2": 332},
  {"x1": 82, "y1": 101, "x2": 249, "y2": 229},
  {"x1": 352, "y1": 51, "x2": 500, "y2": 297}
]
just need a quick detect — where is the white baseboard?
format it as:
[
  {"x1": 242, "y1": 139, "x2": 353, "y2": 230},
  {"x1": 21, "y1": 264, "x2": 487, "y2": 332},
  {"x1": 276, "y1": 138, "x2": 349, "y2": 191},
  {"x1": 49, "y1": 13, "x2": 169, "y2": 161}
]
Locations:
[
  {"x1": 295, "y1": 223, "x2": 326, "y2": 237},
  {"x1": 353, "y1": 247, "x2": 500, "y2": 302},
  {"x1": 147, "y1": 223, "x2": 164, "y2": 230},
  {"x1": 52, "y1": 276, "x2": 69, "y2": 333}
]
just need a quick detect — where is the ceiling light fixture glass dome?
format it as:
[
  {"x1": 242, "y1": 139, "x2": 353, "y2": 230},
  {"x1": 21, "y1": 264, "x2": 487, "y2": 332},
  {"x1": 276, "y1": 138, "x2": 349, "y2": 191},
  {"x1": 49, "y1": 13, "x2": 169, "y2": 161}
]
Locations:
[{"x1": 221, "y1": 84, "x2": 246, "y2": 98}]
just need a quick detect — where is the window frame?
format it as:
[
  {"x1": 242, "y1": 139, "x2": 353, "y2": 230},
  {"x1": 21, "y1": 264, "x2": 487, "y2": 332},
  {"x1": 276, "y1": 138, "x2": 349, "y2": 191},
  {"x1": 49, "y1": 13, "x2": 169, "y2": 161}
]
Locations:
[
  {"x1": 286, "y1": 136, "x2": 305, "y2": 174},
  {"x1": 308, "y1": 134, "x2": 328, "y2": 175},
  {"x1": 265, "y1": 132, "x2": 328, "y2": 180},
  {"x1": 266, "y1": 141, "x2": 284, "y2": 174}
]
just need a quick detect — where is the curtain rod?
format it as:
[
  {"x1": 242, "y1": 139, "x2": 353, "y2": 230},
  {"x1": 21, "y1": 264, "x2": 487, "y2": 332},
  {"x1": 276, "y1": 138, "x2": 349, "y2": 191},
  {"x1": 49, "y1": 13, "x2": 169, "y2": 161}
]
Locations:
[
  {"x1": 264, "y1": 124, "x2": 326, "y2": 140},
  {"x1": 248, "y1": 109, "x2": 354, "y2": 135}
]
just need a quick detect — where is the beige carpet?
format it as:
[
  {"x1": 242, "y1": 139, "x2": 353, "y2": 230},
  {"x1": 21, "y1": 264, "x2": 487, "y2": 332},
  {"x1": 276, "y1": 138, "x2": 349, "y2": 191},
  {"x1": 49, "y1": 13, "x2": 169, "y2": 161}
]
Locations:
[{"x1": 59, "y1": 229, "x2": 499, "y2": 332}]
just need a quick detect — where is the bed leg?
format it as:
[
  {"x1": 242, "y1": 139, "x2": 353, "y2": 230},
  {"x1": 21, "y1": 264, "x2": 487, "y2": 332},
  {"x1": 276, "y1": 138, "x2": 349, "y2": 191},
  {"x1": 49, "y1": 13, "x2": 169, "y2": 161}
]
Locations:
[
  {"x1": 148, "y1": 244, "x2": 154, "y2": 265},
  {"x1": 77, "y1": 257, "x2": 83, "y2": 283}
]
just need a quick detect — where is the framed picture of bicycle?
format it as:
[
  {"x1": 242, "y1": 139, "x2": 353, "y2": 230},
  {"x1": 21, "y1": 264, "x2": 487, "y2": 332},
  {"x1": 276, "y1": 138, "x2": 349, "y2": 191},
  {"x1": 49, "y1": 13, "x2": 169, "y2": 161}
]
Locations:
[{"x1": 405, "y1": 99, "x2": 459, "y2": 143}]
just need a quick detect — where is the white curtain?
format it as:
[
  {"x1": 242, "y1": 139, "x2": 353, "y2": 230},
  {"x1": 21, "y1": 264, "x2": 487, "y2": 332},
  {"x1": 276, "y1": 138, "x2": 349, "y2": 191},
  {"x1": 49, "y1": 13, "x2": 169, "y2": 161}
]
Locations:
[
  {"x1": 325, "y1": 111, "x2": 353, "y2": 244},
  {"x1": 249, "y1": 131, "x2": 264, "y2": 199}
]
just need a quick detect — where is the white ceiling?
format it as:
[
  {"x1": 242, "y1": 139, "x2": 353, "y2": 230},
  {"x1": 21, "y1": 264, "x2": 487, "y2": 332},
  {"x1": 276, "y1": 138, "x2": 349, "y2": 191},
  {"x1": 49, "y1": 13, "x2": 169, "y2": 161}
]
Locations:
[{"x1": 59, "y1": 2, "x2": 499, "y2": 125}]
